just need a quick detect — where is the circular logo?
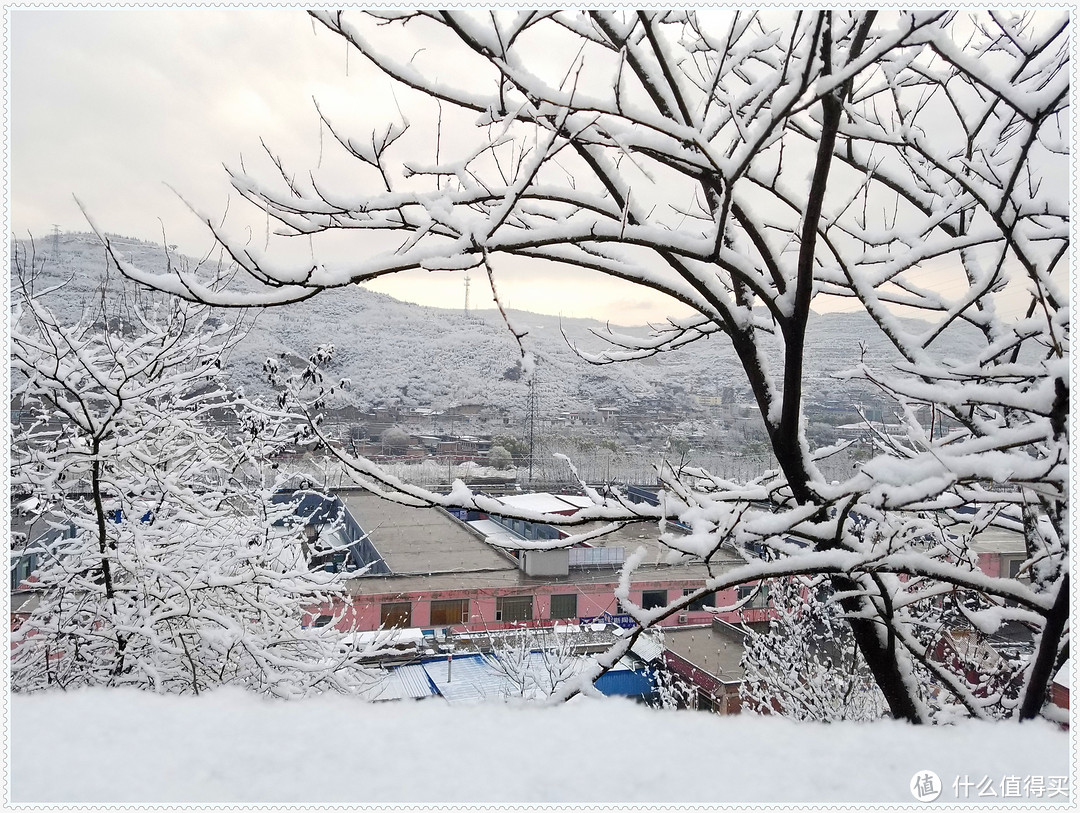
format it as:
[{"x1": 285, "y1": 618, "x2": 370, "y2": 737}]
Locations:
[{"x1": 911, "y1": 770, "x2": 942, "y2": 802}]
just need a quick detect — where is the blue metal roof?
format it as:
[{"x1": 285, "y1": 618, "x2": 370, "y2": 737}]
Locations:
[
  {"x1": 595, "y1": 666, "x2": 655, "y2": 697},
  {"x1": 270, "y1": 490, "x2": 343, "y2": 526}
]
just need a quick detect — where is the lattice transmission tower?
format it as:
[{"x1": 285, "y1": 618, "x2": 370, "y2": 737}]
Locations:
[{"x1": 524, "y1": 368, "x2": 542, "y2": 485}]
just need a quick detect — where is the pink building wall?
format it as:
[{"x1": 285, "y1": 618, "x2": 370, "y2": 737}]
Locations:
[
  {"x1": 976, "y1": 552, "x2": 1001, "y2": 578},
  {"x1": 307, "y1": 580, "x2": 769, "y2": 632}
]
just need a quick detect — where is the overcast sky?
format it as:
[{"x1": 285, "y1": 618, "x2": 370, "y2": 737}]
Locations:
[
  {"x1": 9, "y1": 8, "x2": 1039, "y2": 324},
  {"x1": 10, "y1": 7, "x2": 707, "y2": 322}
]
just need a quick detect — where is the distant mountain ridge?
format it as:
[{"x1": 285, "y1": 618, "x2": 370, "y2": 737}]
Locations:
[{"x1": 12, "y1": 233, "x2": 984, "y2": 421}]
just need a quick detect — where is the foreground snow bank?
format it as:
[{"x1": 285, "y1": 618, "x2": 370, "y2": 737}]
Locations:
[{"x1": 10, "y1": 688, "x2": 1070, "y2": 804}]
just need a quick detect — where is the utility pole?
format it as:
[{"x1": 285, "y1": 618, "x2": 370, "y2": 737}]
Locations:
[
  {"x1": 51, "y1": 225, "x2": 60, "y2": 255},
  {"x1": 464, "y1": 274, "x2": 471, "y2": 318}
]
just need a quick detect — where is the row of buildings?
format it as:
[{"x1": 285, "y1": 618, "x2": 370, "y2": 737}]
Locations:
[
  {"x1": 11, "y1": 481, "x2": 1065, "y2": 717},
  {"x1": 292, "y1": 489, "x2": 763, "y2": 635},
  {"x1": 280, "y1": 486, "x2": 1063, "y2": 715}
]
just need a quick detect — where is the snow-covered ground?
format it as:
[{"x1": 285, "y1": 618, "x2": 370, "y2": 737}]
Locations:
[{"x1": 10, "y1": 688, "x2": 1070, "y2": 804}]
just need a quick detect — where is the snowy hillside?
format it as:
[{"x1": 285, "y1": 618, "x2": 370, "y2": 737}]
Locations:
[{"x1": 12, "y1": 232, "x2": 984, "y2": 419}]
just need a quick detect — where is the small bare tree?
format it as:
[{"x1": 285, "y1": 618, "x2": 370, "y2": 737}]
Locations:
[{"x1": 483, "y1": 626, "x2": 586, "y2": 700}]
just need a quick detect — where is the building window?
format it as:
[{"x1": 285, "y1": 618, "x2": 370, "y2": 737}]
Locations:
[
  {"x1": 311, "y1": 614, "x2": 334, "y2": 628},
  {"x1": 737, "y1": 584, "x2": 770, "y2": 609},
  {"x1": 496, "y1": 595, "x2": 533, "y2": 623},
  {"x1": 641, "y1": 589, "x2": 667, "y2": 611},
  {"x1": 11, "y1": 555, "x2": 35, "y2": 591},
  {"x1": 380, "y1": 601, "x2": 412, "y2": 629},
  {"x1": 311, "y1": 549, "x2": 348, "y2": 573},
  {"x1": 550, "y1": 593, "x2": 577, "y2": 620},
  {"x1": 430, "y1": 598, "x2": 469, "y2": 626},
  {"x1": 683, "y1": 589, "x2": 714, "y2": 612}
]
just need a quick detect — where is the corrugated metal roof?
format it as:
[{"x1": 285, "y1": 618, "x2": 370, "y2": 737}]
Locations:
[
  {"x1": 366, "y1": 664, "x2": 437, "y2": 701},
  {"x1": 595, "y1": 666, "x2": 654, "y2": 697},
  {"x1": 420, "y1": 651, "x2": 643, "y2": 704},
  {"x1": 630, "y1": 632, "x2": 665, "y2": 664},
  {"x1": 423, "y1": 654, "x2": 506, "y2": 703}
]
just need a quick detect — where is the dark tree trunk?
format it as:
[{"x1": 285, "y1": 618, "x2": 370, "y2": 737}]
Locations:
[
  {"x1": 832, "y1": 577, "x2": 924, "y2": 722},
  {"x1": 92, "y1": 447, "x2": 128, "y2": 678},
  {"x1": 1018, "y1": 573, "x2": 1069, "y2": 721}
]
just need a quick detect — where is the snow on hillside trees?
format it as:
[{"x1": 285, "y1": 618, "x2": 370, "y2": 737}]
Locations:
[
  {"x1": 487, "y1": 445, "x2": 514, "y2": 470},
  {"x1": 10, "y1": 249, "x2": 377, "y2": 696},
  {"x1": 379, "y1": 425, "x2": 411, "y2": 455},
  {"x1": 105, "y1": 11, "x2": 1068, "y2": 722}
]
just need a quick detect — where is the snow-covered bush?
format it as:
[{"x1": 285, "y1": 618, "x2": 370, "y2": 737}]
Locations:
[
  {"x1": 487, "y1": 445, "x2": 513, "y2": 470},
  {"x1": 380, "y1": 426, "x2": 411, "y2": 455}
]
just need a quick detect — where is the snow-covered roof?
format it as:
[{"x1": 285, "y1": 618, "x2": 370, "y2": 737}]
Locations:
[
  {"x1": 553, "y1": 495, "x2": 595, "y2": 509},
  {"x1": 630, "y1": 632, "x2": 665, "y2": 664},
  {"x1": 964, "y1": 525, "x2": 1027, "y2": 555},
  {"x1": 333, "y1": 495, "x2": 733, "y2": 594},
  {"x1": 1052, "y1": 658, "x2": 1069, "y2": 689},
  {"x1": 466, "y1": 518, "x2": 525, "y2": 548},
  {"x1": 340, "y1": 628, "x2": 426, "y2": 648},
  {"x1": 420, "y1": 652, "x2": 635, "y2": 704},
  {"x1": 272, "y1": 491, "x2": 343, "y2": 526},
  {"x1": 366, "y1": 664, "x2": 437, "y2": 701},
  {"x1": 15, "y1": 496, "x2": 40, "y2": 514},
  {"x1": 836, "y1": 422, "x2": 907, "y2": 433},
  {"x1": 495, "y1": 493, "x2": 588, "y2": 514},
  {"x1": 662, "y1": 625, "x2": 748, "y2": 681}
]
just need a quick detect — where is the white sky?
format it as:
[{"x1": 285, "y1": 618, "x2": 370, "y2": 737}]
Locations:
[
  {"x1": 9, "y1": 7, "x2": 701, "y2": 322},
  {"x1": 8, "y1": 8, "x2": 1041, "y2": 323}
]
